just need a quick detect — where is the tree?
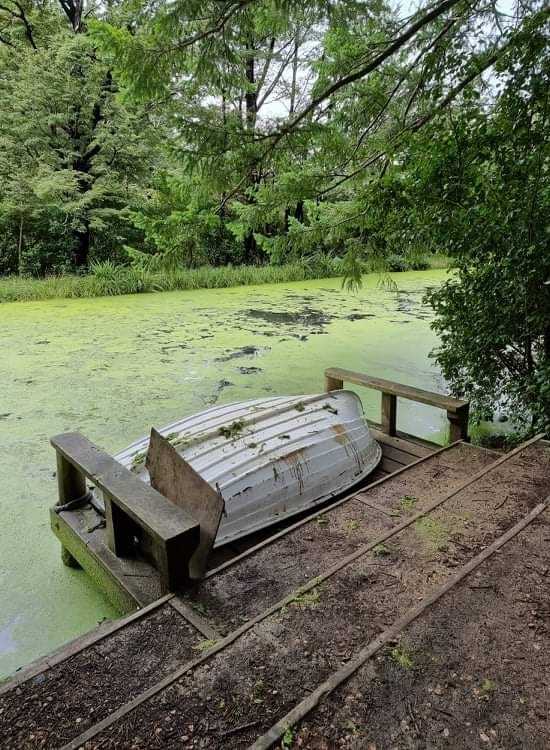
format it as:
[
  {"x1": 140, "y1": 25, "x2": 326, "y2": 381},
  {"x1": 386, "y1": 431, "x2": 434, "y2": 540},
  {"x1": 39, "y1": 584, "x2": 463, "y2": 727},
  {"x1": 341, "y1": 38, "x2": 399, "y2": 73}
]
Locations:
[
  {"x1": 0, "y1": 0, "x2": 160, "y2": 273},
  {"x1": 424, "y1": 25, "x2": 550, "y2": 431}
]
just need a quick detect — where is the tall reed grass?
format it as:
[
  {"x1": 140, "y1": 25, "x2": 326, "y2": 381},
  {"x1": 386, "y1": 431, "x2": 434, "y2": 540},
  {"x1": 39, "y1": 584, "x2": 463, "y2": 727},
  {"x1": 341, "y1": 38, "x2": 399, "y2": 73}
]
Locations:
[
  {"x1": 0, "y1": 254, "x2": 448, "y2": 304},
  {"x1": 0, "y1": 260, "x2": 341, "y2": 303}
]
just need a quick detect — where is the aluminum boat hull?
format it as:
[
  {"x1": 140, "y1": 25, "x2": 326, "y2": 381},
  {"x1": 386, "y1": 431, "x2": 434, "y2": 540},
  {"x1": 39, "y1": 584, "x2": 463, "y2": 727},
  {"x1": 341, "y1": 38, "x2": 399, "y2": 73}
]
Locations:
[{"x1": 108, "y1": 390, "x2": 381, "y2": 547}]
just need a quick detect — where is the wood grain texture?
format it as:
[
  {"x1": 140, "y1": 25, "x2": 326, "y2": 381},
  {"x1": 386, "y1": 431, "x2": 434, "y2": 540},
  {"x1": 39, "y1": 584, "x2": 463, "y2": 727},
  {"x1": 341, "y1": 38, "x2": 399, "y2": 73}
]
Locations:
[{"x1": 147, "y1": 427, "x2": 224, "y2": 579}]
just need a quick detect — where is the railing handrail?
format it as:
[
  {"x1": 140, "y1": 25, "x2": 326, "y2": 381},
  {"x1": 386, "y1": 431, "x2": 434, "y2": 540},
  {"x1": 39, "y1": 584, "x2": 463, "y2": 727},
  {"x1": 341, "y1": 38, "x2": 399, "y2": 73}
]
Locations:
[
  {"x1": 324, "y1": 367, "x2": 467, "y2": 412},
  {"x1": 324, "y1": 367, "x2": 469, "y2": 441}
]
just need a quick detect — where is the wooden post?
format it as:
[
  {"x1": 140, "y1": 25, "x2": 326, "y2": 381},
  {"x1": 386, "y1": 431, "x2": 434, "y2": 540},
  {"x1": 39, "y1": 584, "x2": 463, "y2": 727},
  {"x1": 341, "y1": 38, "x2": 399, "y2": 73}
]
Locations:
[
  {"x1": 55, "y1": 451, "x2": 86, "y2": 567},
  {"x1": 104, "y1": 494, "x2": 139, "y2": 558},
  {"x1": 447, "y1": 403, "x2": 470, "y2": 442},
  {"x1": 381, "y1": 392, "x2": 397, "y2": 436},
  {"x1": 325, "y1": 374, "x2": 344, "y2": 392},
  {"x1": 56, "y1": 452, "x2": 86, "y2": 505}
]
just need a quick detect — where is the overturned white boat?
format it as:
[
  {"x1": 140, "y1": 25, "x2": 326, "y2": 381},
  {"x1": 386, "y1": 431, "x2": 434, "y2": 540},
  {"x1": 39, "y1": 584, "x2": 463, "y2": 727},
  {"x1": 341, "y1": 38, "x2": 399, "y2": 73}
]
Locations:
[{"x1": 110, "y1": 390, "x2": 381, "y2": 546}]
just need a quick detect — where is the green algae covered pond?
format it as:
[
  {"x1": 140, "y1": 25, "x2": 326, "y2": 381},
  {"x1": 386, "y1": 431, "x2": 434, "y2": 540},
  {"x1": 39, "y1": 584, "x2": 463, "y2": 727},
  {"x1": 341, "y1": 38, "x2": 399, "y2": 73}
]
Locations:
[{"x1": 0, "y1": 269, "x2": 449, "y2": 677}]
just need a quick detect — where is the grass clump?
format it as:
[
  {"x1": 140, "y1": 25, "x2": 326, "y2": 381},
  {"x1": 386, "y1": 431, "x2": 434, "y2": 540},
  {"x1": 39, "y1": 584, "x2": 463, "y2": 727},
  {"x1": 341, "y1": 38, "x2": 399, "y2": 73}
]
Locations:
[
  {"x1": 219, "y1": 420, "x2": 245, "y2": 439},
  {"x1": 373, "y1": 543, "x2": 391, "y2": 557},
  {"x1": 192, "y1": 638, "x2": 218, "y2": 652},
  {"x1": 390, "y1": 643, "x2": 414, "y2": 669},
  {"x1": 414, "y1": 516, "x2": 448, "y2": 551},
  {"x1": 0, "y1": 253, "x2": 449, "y2": 304},
  {"x1": 0, "y1": 260, "x2": 341, "y2": 304},
  {"x1": 291, "y1": 587, "x2": 322, "y2": 608},
  {"x1": 470, "y1": 423, "x2": 526, "y2": 451},
  {"x1": 281, "y1": 726, "x2": 296, "y2": 748},
  {"x1": 477, "y1": 678, "x2": 497, "y2": 699},
  {"x1": 400, "y1": 495, "x2": 418, "y2": 512}
]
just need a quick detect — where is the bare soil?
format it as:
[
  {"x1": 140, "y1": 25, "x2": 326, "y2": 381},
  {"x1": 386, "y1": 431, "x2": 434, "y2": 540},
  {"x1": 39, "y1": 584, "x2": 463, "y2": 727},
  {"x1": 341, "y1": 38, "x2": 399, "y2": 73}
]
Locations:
[
  {"x1": 184, "y1": 444, "x2": 495, "y2": 635},
  {"x1": 295, "y1": 514, "x2": 550, "y2": 749},
  {"x1": 0, "y1": 604, "x2": 202, "y2": 749},
  {"x1": 84, "y1": 444, "x2": 550, "y2": 749}
]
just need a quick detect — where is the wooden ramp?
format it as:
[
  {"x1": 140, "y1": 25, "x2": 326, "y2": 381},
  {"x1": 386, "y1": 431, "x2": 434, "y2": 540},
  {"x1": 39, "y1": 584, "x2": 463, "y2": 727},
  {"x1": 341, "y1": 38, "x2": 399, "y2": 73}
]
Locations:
[{"x1": 2, "y1": 435, "x2": 549, "y2": 749}]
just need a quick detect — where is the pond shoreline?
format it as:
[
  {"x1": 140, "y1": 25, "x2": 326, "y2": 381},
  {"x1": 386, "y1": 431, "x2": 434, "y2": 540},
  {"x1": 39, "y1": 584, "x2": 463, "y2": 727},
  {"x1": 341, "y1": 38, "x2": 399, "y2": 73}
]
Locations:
[{"x1": 0, "y1": 256, "x2": 449, "y2": 304}]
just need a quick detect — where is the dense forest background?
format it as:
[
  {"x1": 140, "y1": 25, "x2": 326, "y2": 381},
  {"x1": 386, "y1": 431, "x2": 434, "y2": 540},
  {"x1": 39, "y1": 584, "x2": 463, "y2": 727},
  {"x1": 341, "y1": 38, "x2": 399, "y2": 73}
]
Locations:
[{"x1": 0, "y1": 0, "x2": 549, "y2": 428}]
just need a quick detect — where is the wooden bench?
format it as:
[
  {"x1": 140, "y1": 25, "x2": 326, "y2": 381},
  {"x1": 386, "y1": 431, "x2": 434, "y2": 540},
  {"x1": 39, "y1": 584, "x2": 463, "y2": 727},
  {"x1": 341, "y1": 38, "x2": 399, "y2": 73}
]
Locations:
[
  {"x1": 324, "y1": 367, "x2": 470, "y2": 442},
  {"x1": 51, "y1": 432, "x2": 200, "y2": 594}
]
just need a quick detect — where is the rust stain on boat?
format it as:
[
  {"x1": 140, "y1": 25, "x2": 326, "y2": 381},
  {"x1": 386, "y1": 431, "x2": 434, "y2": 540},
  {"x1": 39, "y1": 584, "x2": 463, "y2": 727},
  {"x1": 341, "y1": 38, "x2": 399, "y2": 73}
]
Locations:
[
  {"x1": 331, "y1": 423, "x2": 348, "y2": 445},
  {"x1": 283, "y1": 447, "x2": 308, "y2": 495}
]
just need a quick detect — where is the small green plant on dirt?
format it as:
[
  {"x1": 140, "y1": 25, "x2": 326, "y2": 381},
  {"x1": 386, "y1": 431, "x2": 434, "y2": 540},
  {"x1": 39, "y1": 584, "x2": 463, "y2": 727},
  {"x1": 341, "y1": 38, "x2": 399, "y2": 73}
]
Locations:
[
  {"x1": 294, "y1": 402, "x2": 306, "y2": 412},
  {"x1": 478, "y1": 678, "x2": 497, "y2": 699},
  {"x1": 281, "y1": 726, "x2": 296, "y2": 748},
  {"x1": 390, "y1": 643, "x2": 414, "y2": 669},
  {"x1": 192, "y1": 638, "x2": 218, "y2": 652},
  {"x1": 190, "y1": 600, "x2": 208, "y2": 616},
  {"x1": 414, "y1": 517, "x2": 448, "y2": 551},
  {"x1": 344, "y1": 719, "x2": 360, "y2": 735},
  {"x1": 316, "y1": 515, "x2": 329, "y2": 526},
  {"x1": 373, "y1": 543, "x2": 391, "y2": 557},
  {"x1": 291, "y1": 587, "x2": 322, "y2": 608},
  {"x1": 219, "y1": 420, "x2": 245, "y2": 439},
  {"x1": 252, "y1": 679, "x2": 266, "y2": 703},
  {"x1": 347, "y1": 519, "x2": 359, "y2": 531},
  {"x1": 400, "y1": 495, "x2": 418, "y2": 512}
]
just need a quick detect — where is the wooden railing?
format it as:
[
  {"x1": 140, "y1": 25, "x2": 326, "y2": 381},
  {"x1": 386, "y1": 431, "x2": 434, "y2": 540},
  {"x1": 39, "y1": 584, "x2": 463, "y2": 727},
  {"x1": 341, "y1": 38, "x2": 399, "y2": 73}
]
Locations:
[
  {"x1": 51, "y1": 432, "x2": 200, "y2": 593},
  {"x1": 324, "y1": 367, "x2": 470, "y2": 442}
]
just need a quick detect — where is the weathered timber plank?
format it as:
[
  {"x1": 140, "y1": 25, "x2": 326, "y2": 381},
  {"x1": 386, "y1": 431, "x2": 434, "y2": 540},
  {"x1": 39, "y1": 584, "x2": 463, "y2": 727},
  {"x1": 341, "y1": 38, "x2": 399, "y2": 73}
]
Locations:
[
  {"x1": 51, "y1": 432, "x2": 199, "y2": 544},
  {"x1": 371, "y1": 429, "x2": 433, "y2": 459},
  {"x1": 147, "y1": 428, "x2": 224, "y2": 579},
  {"x1": 325, "y1": 367, "x2": 468, "y2": 413}
]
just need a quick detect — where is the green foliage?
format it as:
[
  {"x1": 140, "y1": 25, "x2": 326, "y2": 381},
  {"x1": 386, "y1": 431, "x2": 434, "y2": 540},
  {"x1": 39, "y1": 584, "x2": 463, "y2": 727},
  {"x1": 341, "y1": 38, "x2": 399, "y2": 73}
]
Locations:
[
  {"x1": 424, "y1": 30, "x2": 550, "y2": 432},
  {"x1": 390, "y1": 643, "x2": 414, "y2": 670},
  {"x1": 0, "y1": 1, "x2": 160, "y2": 274}
]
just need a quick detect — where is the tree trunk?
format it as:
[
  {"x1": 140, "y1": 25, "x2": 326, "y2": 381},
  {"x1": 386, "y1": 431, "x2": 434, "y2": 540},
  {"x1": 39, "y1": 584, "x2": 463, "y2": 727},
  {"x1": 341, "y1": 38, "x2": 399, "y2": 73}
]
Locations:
[
  {"x1": 245, "y1": 40, "x2": 257, "y2": 130},
  {"x1": 18, "y1": 214, "x2": 23, "y2": 275},
  {"x1": 73, "y1": 222, "x2": 90, "y2": 268}
]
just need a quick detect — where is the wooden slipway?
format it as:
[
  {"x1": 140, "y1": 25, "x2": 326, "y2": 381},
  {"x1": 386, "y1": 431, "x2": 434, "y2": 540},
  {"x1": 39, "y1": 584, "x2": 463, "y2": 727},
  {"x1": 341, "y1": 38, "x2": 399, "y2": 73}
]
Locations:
[
  {"x1": 47, "y1": 368, "x2": 470, "y2": 612},
  {"x1": 10, "y1": 368, "x2": 550, "y2": 749},
  {"x1": 1, "y1": 433, "x2": 549, "y2": 750}
]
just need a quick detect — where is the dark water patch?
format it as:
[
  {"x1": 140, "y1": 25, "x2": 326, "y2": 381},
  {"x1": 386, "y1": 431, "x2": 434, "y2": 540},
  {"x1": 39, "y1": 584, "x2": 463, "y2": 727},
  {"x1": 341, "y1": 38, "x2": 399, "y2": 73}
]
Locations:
[
  {"x1": 206, "y1": 379, "x2": 235, "y2": 405},
  {"x1": 238, "y1": 366, "x2": 263, "y2": 375},
  {"x1": 161, "y1": 343, "x2": 188, "y2": 353},
  {"x1": 216, "y1": 345, "x2": 271, "y2": 362},
  {"x1": 0, "y1": 413, "x2": 12, "y2": 420},
  {"x1": 345, "y1": 313, "x2": 374, "y2": 321},
  {"x1": 35, "y1": 340, "x2": 50, "y2": 345},
  {"x1": 246, "y1": 307, "x2": 333, "y2": 327}
]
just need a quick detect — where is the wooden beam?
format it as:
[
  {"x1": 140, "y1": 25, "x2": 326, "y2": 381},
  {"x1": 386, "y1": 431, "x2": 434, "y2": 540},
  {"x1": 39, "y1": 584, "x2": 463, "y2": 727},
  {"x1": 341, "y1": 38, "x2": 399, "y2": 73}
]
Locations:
[
  {"x1": 447, "y1": 403, "x2": 470, "y2": 442},
  {"x1": 324, "y1": 367, "x2": 468, "y2": 413},
  {"x1": 325, "y1": 373, "x2": 344, "y2": 392},
  {"x1": 381, "y1": 392, "x2": 397, "y2": 436},
  {"x1": 51, "y1": 432, "x2": 200, "y2": 593}
]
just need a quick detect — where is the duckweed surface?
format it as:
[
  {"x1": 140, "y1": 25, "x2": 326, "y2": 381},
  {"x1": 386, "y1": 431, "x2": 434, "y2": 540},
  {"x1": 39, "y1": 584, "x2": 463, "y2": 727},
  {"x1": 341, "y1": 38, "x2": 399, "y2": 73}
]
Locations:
[{"x1": 0, "y1": 270, "x2": 448, "y2": 676}]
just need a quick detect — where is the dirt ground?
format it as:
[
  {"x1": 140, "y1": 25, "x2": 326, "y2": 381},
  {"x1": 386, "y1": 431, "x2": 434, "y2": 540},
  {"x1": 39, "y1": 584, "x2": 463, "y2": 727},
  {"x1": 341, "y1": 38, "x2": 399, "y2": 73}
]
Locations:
[
  {"x1": 0, "y1": 604, "x2": 202, "y2": 749},
  {"x1": 295, "y1": 516, "x2": 550, "y2": 749},
  {"x1": 82, "y1": 444, "x2": 550, "y2": 749},
  {"x1": 183, "y1": 444, "x2": 496, "y2": 634}
]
